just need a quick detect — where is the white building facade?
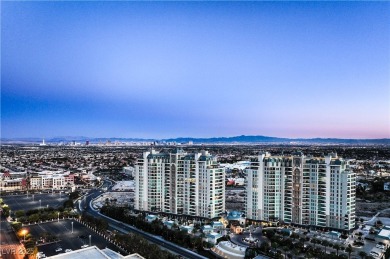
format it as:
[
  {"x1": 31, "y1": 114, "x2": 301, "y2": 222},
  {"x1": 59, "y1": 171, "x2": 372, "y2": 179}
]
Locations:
[
  {"x1": 29, "y1": 171, "x2": 75, "y2": 190},
  {"x1": 245, "y1": 152, "x2": 356, "y2": 230},
  {"x1": 135, "y1": 149, "x2": 225, "y2": 218}
]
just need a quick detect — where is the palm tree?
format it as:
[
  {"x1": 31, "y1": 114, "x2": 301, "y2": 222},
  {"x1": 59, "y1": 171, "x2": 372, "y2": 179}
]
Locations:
[
  {"x1": 321, "y1": 240, "x2": 329, "y2": 253},
  {"x1": 333, "y1": 243, "x2": 341, "y2": 256},
  {"x1": 281, "y1": 246, "x2": 289, "y2": 258},
  {"x1": 272, "y1": 242, "x2": 279, "y2": 251},
  {"x1": 292, "y1": 248, "x2": 300, "y2": 259},
  {"x1": 310, "y1": 238, "x2": 318, "y2": 248},
  {"x1": 345, "y1": 245, "x2": 353, "y2": 259},
  {"x1": 358, "y1": 251, "x2": 367, "y2": 259},
  {"x1": 305, "y1": 251, "x2": 315, "y2": 259}
]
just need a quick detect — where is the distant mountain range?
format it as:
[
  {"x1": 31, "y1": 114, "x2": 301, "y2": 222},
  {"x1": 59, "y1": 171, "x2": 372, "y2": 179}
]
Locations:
[{"x1": 1, "y1": 135, "x2": 389, "y2": 144}]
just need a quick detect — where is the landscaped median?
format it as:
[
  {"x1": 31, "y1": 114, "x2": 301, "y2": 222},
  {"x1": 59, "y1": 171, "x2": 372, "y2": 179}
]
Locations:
[{"x1": 77, "y1": 213, "x2": 180, "y2": 259}]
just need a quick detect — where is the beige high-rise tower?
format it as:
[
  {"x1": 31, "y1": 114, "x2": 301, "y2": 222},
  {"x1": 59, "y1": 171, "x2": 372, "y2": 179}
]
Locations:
[
  {"x1": 245, "y1": 152, "x2": 355, "y2": 230},
  {"x1": 135, "y1": 149, "x2": 225, "y2": 218}
]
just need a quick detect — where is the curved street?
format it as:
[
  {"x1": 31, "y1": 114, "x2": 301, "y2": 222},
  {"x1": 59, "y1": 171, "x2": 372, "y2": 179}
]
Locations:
[{"x1": 78, "y1": 180, "x2": 208, "y2": 259}]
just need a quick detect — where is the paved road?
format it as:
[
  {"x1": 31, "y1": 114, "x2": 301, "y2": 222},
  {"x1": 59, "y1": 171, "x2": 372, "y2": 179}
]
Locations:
[
  {"x1": 365, "y1": 208, "x2": 390, "y2": 226},
  {"x1": 81, "y1": 180, "x2": 207, "y2": 259},
  {"x1": 0, "y1": 217, "x2": 27, "y2": 259}
]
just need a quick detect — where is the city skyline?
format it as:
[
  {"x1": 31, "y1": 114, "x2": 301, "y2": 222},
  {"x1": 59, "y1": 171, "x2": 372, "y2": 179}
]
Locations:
[{"x1": 2, "y1": 1, "x2": 390, "y2": 139}]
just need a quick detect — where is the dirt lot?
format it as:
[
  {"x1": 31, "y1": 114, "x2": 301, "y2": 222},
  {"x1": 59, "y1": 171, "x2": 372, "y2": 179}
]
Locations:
[{"x1": 356, "y1": 199, "x2": 390, "y2": 217}]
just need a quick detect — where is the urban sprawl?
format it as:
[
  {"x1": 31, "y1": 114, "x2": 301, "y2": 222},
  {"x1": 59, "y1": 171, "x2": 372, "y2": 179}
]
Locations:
[{"x1": 0, "y1": 143, "x2": 389, "y2": 259}]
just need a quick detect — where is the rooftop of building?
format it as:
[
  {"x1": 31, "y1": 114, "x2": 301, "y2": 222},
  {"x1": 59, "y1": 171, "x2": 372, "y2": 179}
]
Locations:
[
  {"x1": 378, "y1": 226, "x2": 390, "y2": 240},
  {"x1": 46, "y1": 246, "x2": 144, "y2": 259}
]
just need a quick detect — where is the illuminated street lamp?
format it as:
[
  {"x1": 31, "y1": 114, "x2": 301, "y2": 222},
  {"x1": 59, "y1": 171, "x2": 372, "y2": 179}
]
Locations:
[
  {"x1": 58, "y1": 212, "x2": 60, "y2": 222},
  {"x1": 21, "y1": 229, "x2": 28, "y2": 242},
  {"x1": 71, "y1": 222, "x2": 74, "y2": 233},
  {"x1": 89, "y1": 235, "x2": 91, "y2": 246}
]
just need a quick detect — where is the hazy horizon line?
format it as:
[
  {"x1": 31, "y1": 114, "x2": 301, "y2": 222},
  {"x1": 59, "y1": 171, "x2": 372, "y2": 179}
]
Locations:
[{"x1": 2, "y1": 134, "x2": 389, "y2": 140}]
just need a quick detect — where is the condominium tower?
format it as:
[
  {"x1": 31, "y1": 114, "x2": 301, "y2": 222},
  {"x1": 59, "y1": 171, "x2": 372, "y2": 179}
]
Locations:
[
  {"x1": 245, "y1": 152, "x2": 355, "y2": 230},
  {"x1": 135, "y1": 149, "x2": 225, "y2": 218}
]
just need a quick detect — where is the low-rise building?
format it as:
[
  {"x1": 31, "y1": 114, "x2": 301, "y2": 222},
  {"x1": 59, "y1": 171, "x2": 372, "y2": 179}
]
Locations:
[
  {"x1": 29, "y1": 171, "x2": 75, "y2": 190},
  {"x1": 0, "y1": 171, "x2": 27, "y2": 191},
  {"x1": 376, "y1": 226, "x2": 390, "y2": 243}
]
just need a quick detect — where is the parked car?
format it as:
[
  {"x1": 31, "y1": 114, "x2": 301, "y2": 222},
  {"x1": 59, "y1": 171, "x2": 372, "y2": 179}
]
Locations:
[
  {"x1": 81, "y1": 245, "x2": 89, "y2": 248},
  {"x1": 65, "y1": 249, "x2": 72, "y2": 253},
  {"x1": 55, "y1": 247, "x2": 62, "y2": 252}
]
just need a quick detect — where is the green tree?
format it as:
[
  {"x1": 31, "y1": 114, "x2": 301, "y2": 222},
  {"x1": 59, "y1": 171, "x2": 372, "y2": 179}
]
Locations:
[
  {"x1": 345, "y1": 245, "x2": 353, "y2": 259},
  {"x1": 15, "y1": 210, "x2": 25, "y2": 218},
  {"x1": 310, "y1": 238, "x2": 318, "y2": 248},
  {"x1": 358, "y1": 251, "x2": 367, "y2": 259},
  {"x1": 375, "y1": 220, "x2": 383, "y2": 228},
  {"x1": 333, "y1": 244, "x2": 341, "y2": 256},
  {"x1": 292, "y1": 247, "x2": 300, "y2": 258},
  {"x1": 245, "y1": 247, "x2": 256, "y2": 259},
  {"x1": 281, "y1": 246, "x2": 289, "y2": 259},
  {"x1": 68, "y1": 191, "x2": 80, "y2": 200},
  {"x1": 321, "y1": 240, "x2": 330, "y2": 253},
  {"x1": 63, "y1": 199, "x2": 74, "y2": 208},
  {"x1": 1, "y1": 205, "x2": 10, "y2": 217},
  {"x1": 11, "y1": 222, "x2": 22, "y2": 231},
  {"x1": 28, "y1": 214, "x2": 39, "y2": 223},
  {"x1": 272, "y1": 242, "x2": 279, "y2": 251},
  {"x1": 259, "y1": 242, "x2": 270, "y2": 253}
]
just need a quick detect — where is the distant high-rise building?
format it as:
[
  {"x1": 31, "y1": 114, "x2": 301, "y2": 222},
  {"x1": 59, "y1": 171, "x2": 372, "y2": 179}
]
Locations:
[
  {"x1": 135, "y1": 149, "x2": 225, "y2": 218},
  {"x1": 245, "y1": 152, "x2": 356, "y2": 230},
  {"x1": 39, "y1": 139, "x2": 47, "y2": 146}
]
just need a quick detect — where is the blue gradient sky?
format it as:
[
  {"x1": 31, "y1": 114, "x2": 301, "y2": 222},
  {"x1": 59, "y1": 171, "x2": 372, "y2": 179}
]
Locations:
[{"x1": 2, "y1": 1, "x2": 390, "y2": 139}]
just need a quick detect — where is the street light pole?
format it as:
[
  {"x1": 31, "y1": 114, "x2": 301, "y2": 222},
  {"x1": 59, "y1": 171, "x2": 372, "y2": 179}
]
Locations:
[
  {"x1": 32, "y1": 194, "x2": 34, "y2": 202},
  {"x1": 71, "y1": 222, "x2": 73, "y2": 233},
  {"x1": 89, "y1": 235, "x2": 91, "y2": 246},
  {"x1": 58, "y1": 212, "x2": 59, "y2": 222},
  {"x1": 21, "y1": 229, "x2": 28, "y2": 242},
  {"x1": 39, "y1": 199, "x2": 41, "y2": 209}
]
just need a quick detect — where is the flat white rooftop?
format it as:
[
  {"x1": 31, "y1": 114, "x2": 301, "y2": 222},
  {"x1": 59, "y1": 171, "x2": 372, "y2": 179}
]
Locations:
[
  {"x1": 378, "y1": 229, "x2": 390, "y2": 239},
  {"x1": 47, "y1": 246, "x2": 144, "y2": 259}
]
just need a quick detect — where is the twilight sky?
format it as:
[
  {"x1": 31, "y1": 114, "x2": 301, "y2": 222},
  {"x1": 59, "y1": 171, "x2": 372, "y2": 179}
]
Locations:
[{"x1": 2, "y1": 1, "x2": 390, "y2": 139}]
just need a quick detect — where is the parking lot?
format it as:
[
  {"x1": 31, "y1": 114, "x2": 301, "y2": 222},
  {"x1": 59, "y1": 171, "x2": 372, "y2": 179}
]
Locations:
[
  {"x1": 2, "y1": 193, "x2": 68, "y2": 211},
  {"x1": 24, "y1": 220, "x2": 125, "y2": 257}
]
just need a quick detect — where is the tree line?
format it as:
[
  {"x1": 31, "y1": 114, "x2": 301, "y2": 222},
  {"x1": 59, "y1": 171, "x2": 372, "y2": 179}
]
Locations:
[
  {"x1": 81, "y1": 211, "x2": 183, "y2": 259},
  {"x1": 100, "y1": 206, "x2": 208, "y2": 251},
  {"x1": 245, "y1": 229, "x2": 360, "y2": 259}
]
